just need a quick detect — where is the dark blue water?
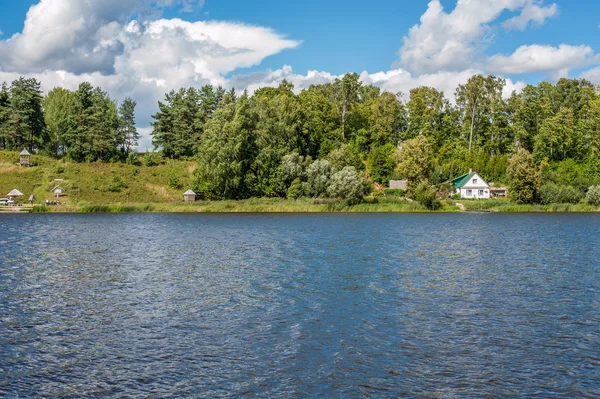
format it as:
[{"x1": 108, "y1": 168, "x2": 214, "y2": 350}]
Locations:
[{"x1": 0, "y1": 213, "x2": 599, "y2": 398}]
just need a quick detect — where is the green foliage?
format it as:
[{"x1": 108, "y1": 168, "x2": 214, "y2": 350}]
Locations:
[
  {"x1": 395, "y1": 135, "x2": 432, "y2": 191},
  {"x1": 539, "y1": 183, "x2": 583, "y2": 205},
  {"x1": 328, "y1": 166, "x2": 369, "y2": 205},
  {"x1": 507, "y1": 149, "x2": 537, "y2": 204},
  {"x1": 167, "y1": 174, "x2": 182, "y2": 190},
  {"x1": 586, "y1": 185, "x2": 600, "y2": 206},
  {"x1": 413, "y1": 181, "x2": 441, "y2": 210},
  {"x1": 107, "y1": 177, "x2": 128, "y2": 193},
  {"x1": 305, "y1": 159, "x2": 334, "y2": 197},
  {"x1": 286, "y1": 178, "x2": 306, "y2": 199},
  {"x1": 126, "y1": 151, "x2": 140, "y2": 166},
  {"x1": 327, "y1": 144, "x2": 364, "y2": 172},
  {"x1": 384, "y1": 189, "x2": 406, "y2": 197},
  {"x1": 143, "y1": 152, "x2": 162, "y2": 167},
  {"x1": 368, "y1": 143, "x2": 397, "y2": 184}
]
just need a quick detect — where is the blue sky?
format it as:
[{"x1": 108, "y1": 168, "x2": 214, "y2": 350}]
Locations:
[
  {"x1": 1, "y1": 0, "x2": 599, "y2": 147},
  {"x1": 1, "y1": 0, "x2": 599, "y2": 80}
]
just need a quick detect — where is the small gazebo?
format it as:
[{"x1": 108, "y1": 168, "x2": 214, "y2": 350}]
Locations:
[
  {"x1": 184, "y1": 189, "x2": 197, "y2": 202},
  {"x1": 20, "y1": 149, "x2": 30, "y2": 167},
  {"x1": 28, "y1": 195, "x2": 35, "y2": 205},
  {"x1": 7, "y1": 189, "x2": 24, "y2": 201}
]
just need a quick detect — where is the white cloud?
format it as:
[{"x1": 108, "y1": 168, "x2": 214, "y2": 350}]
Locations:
[
  {"x1": 487, "y1": 44, "x2": 598, "y2": 75},
  {"x1": 502, "y1": 0, "x2": 558, "y2": 31},
  {"x1": 398, "y1": 0, "x2": 559, "y2": 74}
]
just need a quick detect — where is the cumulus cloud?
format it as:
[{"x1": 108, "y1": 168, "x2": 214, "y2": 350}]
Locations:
[
  {"x1": 502, "y1": 0, "x2": 558, "y2": 31},
  {"x1": 398, "y1": 0, "x2": 559, "y2": 74},
  {"x1": 487, "y1": 44, "x2": 598, "y2": 76}
]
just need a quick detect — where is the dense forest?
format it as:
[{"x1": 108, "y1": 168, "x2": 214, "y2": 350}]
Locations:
[{"x1": 2, "y1": 73, "x2": 600, "y2": 205}]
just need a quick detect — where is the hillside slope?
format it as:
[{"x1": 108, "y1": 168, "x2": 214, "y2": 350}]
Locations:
[{"x1": 0, "y1": 151, "x2": 196, "y2": 205}]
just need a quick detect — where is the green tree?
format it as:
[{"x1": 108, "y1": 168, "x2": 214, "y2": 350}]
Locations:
[
  {"x1": 368, "y1": 143, "x2": 397, "y2": 185},
  {"x1": 1, "y1": 77, "x2": 46, "y2": 152},
  {"x1": 507, "y1": 148, "x2": 537, "y2": 204},
  {"x1": 118, "y1": 97, "x2": 139, "y2": 153},
  {"x1": 43, "y1": 88, "x2": 76, "y2": 156},
  {"x1": 395, "y1": 135, "x2": 433, "y2": 192},
  {"x1": 195, "y1": 93, "x2": 256, "y2": 199},
  {"x1": 328, "y1": 166, "x2": 369, "y2": 205}
]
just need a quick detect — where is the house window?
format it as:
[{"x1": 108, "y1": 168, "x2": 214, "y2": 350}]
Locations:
[
  {"x1": 479, "y1": 190, "x2": 484, "y2": 196},
  {"x1": 473, "y1": 179, "x2": 478, "y2": 184},
  {"x1": 466, "y1": 190, "x2": 473, "y2": 196}
]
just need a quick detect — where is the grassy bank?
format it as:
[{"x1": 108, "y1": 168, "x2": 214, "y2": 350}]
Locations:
[
  {"x1": 2, "y1": 151, "x2": 599, "y2": 213},
  {"x1": 32, "y1": 197, "x2": 458, "y2": 213}
]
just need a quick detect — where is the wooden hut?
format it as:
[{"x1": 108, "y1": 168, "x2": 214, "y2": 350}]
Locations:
[
  {"x1": 184, "y1": 189, "x2": 197, "y2": 202},
  {"x1": 20, "y1": 149, "x2": 30, "y2": 167},
  {"x1": 7, "y1": 189, "x2": 24, "y2": 202},
  {"x1": 52, "y1": 185, "x2": 64, "y2": 198},
  {"x1": 28, "y1": 195, "x2": 35, "y2": 205}
]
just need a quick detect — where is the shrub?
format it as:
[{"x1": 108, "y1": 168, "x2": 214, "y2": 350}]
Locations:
[
  {"x1": 539, "y1": 183, "x2": 583, "y2": 205},
  {"x1": 126, "y1": 152, "x2": 140, "y2": 166},
  {"x1": 55, "y1": 165, "x2": 65, "y2": 174},
  {"x1": 167, "y1": 175, "x2": 182, "y2": 190},
  {"x1": 107, "y1": 177, "x2": 128, "y2": 192},
  {"x1": 327, "y1": 167, "x2": 369, "y2": 205},
  {"x1": 586, "y1": 185, "x2": 600, "y2": 206},
  {"x1": 383, "y1": 189, "x2": 406, "y2": 197},
  {"x1": 286, "y1": 178, "x2": 305, "y2": 199},
  {"x1": 413, "y1": 181, "x2": 441, "y2": 210},
  {"x1": 143, "y1": 152, "x2": 162, "y2": 167},
  {"x1": 306, "y1": 159, "x2": 334, "y2": 197}
]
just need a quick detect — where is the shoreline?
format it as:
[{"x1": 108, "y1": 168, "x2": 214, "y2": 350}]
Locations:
[{"x1": 19, "y1": 199, "x2": 600, "y2": 214}]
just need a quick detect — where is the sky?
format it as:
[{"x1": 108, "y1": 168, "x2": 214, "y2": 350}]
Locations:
[{"x1": 1, "y1": 0, "x2": 600, "y2": 149}]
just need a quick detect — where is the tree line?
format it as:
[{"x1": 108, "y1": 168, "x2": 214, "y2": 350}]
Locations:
[
  {"x1": 152, "y1": 74, "x2": 600, "y2": 203},
  {"x1": 1, "y1": 73, "x2": 600, "y2": 204},
  {"x1": 0, "y1": 78, "x2": 139, "y2": 162}
]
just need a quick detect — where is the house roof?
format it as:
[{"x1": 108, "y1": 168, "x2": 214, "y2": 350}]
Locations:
[
  {"x1": 52, "y1": 185, "x2": 63, "y2": 192},
  {"x1": 7, "y1": 189, "x2": 24, "y2": 197},
  {"x1": 20, "y1": 149, "x2": 30, "y2": 156},
  {"x1": 184, "y1": 189, "x2": 196, "y2": 195},
  {"x1": 451, "y1": 173, "x2": 476, "y2": 189}
]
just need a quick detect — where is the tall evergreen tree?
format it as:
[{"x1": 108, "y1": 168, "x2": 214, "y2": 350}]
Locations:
[{"x1": 118, "y1": 97, "x2": 139, "y2": 153}]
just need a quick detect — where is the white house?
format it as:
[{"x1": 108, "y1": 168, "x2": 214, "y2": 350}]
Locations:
[{"x1": 451, "y1": 171, "x2": 491, "y2": 199}]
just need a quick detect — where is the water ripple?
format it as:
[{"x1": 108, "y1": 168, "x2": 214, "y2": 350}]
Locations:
[{"x1": 0, "y1": 213, "x2": 599, "y2": 398}]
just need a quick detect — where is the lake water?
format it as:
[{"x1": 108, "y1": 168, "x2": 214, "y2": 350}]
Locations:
[{"x1": 0, "y1": 213, "x2": 599, "y2": 398}]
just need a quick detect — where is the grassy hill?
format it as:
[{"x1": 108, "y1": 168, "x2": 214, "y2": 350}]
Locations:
[{"x1": 0, "y1": 151, "x2": 196, "y2": 205}]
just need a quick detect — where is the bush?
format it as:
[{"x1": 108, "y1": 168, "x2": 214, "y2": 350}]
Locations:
[
  {"x1": 167, "y1": 175, "x2": 182, "y2": 190},
  {"x1": 286, "y1": 178, "x2": 305, "y2": 199},
  {"x1": 107, "y1": 177, "x2": 128, "y2": 193},
  {"x1": 143, "y1": 152, "x2": 162, "y2": 167},
  {"x1": 55, "y1": 165, "x2": 65, "y2": 174},
  {"x1": 327, "y1": 167, "x2": 369, "y2": 205},
  {"x1": 384, "y1": 189, "x2": 406, "y2": 197},
  {"x1": 587, "y1": 185, "x2": 600, "y2": 206},
  {"x1": 306, "y1": 159, "x2": 334, "y2": 197},
  {"x1": 126, "y1": 152, "x2": 140, "y2": 166},
  {"x1": 413, "y1": 181, "x2": 441, "y2": 210},
  {"x1": 539, "y1": 183, "x2": 583, "y2": 205}
]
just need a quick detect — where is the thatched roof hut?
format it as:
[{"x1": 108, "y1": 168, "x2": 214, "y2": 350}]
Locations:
[
  {"x1": 7, "y1": 189, "x2": 24, "y2": 199},
  {"x1": 20, "y1": 149, "x2": 30, "y2": 167},
  {"x1": 184, "y1": 189, "x2": 197, "y2": 202}
]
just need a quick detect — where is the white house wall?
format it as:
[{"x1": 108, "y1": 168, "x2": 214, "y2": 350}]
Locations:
[{"x1": 459, "y1": 173, "x2": 491, "y2": 199}]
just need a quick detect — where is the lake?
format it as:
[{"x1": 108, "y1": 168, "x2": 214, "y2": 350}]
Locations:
[{"x1": 0, "y1": 213, "x2": 599, "y2": 398}]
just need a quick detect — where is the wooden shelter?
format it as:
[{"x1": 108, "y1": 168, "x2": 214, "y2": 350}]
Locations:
[
  {"x1": 7, "y1": 189, "x2": 24, "y2": 201},
  {"x1": 184, "y1": 189, "x2": 197, "y2": 202},
  {"x1": 52, "y1": 185, "x2": 64, "y2": 198},
  {"x1": 28, "y1": 195, "x2": 35, "y2": 205},
  {"x1": 20, "y1": 149, "x2": 30, "y2": 167}
]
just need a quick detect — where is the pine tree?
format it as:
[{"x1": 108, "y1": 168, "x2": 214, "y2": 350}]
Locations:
[{"x1": 118, "y1": 97, "x2": 139, "y2": 152}]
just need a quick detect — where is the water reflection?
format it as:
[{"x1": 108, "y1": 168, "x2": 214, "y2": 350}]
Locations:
[{"x1": 0, "y1": 213, "x2": 599, "y2": 398}]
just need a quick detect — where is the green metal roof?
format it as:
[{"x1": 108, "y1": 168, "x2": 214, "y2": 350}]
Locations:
[{"x1": 452, "y1": 172, "x2": 476, "y2": 189}]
